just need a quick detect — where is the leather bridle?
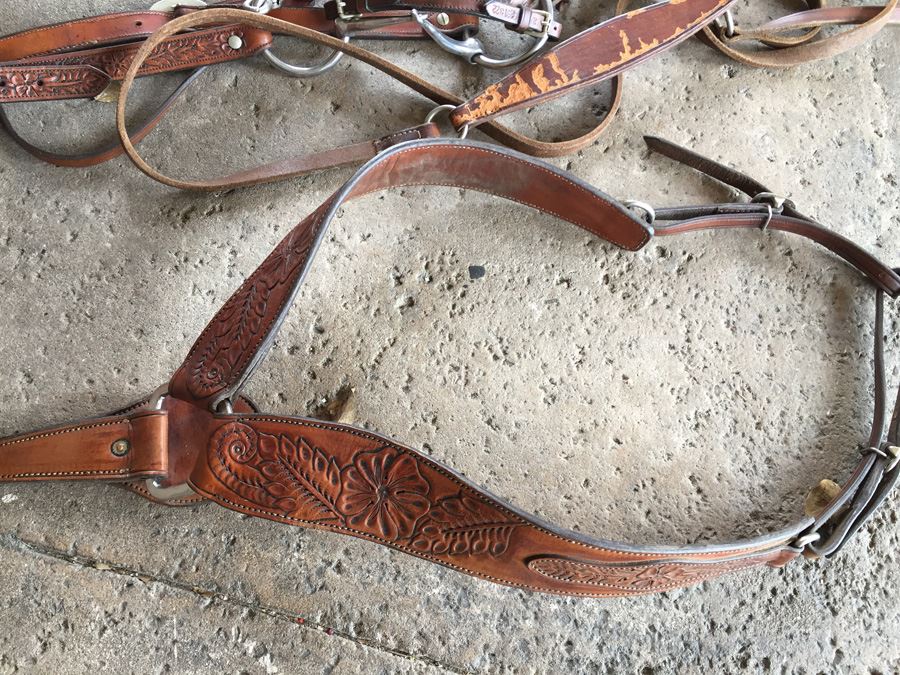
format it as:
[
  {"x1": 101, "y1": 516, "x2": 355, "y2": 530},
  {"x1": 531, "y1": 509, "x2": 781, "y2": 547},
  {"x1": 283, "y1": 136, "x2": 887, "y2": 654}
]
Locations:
[
  {"x1": 0, "y1": 0, "x2": 898, "y2": 597},
  {"x1": 0, "y1": 1, "x2": 897, "y2": 185}
]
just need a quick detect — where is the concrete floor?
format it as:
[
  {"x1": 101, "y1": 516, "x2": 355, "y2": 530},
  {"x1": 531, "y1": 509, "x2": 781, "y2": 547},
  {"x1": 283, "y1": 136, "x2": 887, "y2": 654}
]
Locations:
[{"x1": 1, "y1": 1, "x2": 899, "y2": 673}]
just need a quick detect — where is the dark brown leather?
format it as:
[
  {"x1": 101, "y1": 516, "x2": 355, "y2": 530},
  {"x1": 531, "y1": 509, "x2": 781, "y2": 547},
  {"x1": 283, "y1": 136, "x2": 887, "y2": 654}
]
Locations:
[
  {"x1": 2, "y1": 138, "x2": 896, "y2": 597},
  {"x1": 450, "y1": 0, "x2": 733, "y2": 127}
]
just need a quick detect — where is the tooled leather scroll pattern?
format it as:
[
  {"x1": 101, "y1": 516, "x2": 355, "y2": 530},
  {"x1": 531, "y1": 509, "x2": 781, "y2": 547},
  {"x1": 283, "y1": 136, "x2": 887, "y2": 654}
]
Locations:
[
  {"x1": 22, "y1": 27, "x2": 257, "y2": 80},
  {"x1": 0, "y1": 68, "x2": 108, "y2": 101},
  {"x1": 528, "y1": 555, "x2": 765, "y2": 592},
  {"x1": 452, "y1": 0, "x2": 731, "y2": 125},
  {"x1": 184, "y1": 207, "x2": 327, "y2": 401},
  {"x1": 209, "y1": 422, "x2": 523, "y2": 556}
]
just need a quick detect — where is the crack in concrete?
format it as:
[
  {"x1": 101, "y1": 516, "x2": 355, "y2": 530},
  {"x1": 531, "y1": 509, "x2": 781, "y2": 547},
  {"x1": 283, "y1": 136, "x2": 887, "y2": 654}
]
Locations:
[{"x1": 2, "y1": 534, "x2": 471, "y2": 674}]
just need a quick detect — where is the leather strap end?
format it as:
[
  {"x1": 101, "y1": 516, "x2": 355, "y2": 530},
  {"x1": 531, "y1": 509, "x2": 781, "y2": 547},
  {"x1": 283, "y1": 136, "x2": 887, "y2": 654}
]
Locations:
[{"x1": 0, "y1": 411, "x2": 168, "y2": 482}]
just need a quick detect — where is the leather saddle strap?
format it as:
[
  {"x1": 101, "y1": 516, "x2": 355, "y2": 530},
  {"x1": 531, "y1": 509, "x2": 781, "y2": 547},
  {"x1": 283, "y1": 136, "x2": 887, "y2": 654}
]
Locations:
[
  {"x1": 188, "y1": 412, "x2": 797, "y2": 597},
  {"x1": 0, "y1": 410, "x2": 168, "y2": 483},
  {"x1": 114, "y1": 7, "x2": 625, "y2": 190},
  {"x1": 701, "y1": 1, "x2": 899, "y2": 68}
]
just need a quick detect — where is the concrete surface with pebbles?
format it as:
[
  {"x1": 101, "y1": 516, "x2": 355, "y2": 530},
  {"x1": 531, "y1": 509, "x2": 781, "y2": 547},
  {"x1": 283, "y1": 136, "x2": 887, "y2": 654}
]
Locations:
[{"x1": 1, "y1": 1, "x2": 898, "y2": 672}]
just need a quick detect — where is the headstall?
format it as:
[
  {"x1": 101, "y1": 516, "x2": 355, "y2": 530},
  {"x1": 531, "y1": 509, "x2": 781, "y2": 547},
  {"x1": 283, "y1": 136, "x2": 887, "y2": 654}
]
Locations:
[{"x1": 0, "y1": 1, "x2": 898, "y2": 596}]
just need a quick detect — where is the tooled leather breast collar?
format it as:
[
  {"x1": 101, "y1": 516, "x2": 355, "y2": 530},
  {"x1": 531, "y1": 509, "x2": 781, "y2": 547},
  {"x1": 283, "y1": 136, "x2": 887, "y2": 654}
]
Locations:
[{"x1": 1, "y1": 136, "x2": 897, "y2": 597}]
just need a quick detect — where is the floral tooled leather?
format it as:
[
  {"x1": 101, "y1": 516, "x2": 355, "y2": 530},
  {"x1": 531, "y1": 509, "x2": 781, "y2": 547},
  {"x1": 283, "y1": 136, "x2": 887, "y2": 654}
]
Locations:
[{"x1": 192, "y1": 417, "x2": 791, "y2": 596}]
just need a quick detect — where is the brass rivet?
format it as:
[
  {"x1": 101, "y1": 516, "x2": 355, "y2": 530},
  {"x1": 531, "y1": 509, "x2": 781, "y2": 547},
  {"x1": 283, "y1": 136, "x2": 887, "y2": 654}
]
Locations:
[
  {"x1": 435, "y1": 12, "x2": 450, "y2": 26},
  {"x1": 228, "y1": 35, "x2": 244, "y2": 50},
  {"x1": 110, "y1": 439, "x2": 131, "y2": 457}
]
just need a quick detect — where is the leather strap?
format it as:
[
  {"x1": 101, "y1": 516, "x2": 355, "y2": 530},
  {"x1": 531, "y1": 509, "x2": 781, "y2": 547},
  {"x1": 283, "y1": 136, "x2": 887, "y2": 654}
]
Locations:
[
  {"x1": 700, "y1": 1, "x2": 900, "y2": 67},
  {"x1": 449, "y1": 0, "x2": 734, "y2": 128},
  {"x1": 0, "y1": 411, "x2": 167, "y2": 482},
  {"x1": 113, "y1": 7, "x2": 627, "y2": 190},
  {"x1": 1, "y1": 135, "x2": 897, "y2": 596},
  {"x1": 0, "y1": 68, "x2": 206, "y2": 168}
]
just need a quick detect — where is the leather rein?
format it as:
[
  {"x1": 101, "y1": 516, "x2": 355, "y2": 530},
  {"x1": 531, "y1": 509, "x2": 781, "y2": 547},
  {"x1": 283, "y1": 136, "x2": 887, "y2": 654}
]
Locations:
[
  {"x1": 0, "y1": 1, "x2": 898, "y2": 597},
  {"x1": 0, "y1": 0, "x2": 897, "y2": 187}
]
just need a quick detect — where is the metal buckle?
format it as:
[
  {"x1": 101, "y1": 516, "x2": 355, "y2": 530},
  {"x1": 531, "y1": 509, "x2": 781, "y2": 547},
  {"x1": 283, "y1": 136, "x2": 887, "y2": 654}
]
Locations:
[
  {"x1": 413, "y1": 0, "x2": 554, "y2": 69},
  {"x1": 887, "y1": 446, "x2": 900, "y2": 473}
]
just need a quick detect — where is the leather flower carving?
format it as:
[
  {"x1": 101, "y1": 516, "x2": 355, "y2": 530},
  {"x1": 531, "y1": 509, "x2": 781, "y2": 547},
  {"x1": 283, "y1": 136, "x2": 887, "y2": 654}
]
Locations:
[
  {"x1": 338, "y1": 448, "x2": 430, "y2": 541},
  {"x1": 7, "y1": 73, "x2": 43, "y2": 97}
]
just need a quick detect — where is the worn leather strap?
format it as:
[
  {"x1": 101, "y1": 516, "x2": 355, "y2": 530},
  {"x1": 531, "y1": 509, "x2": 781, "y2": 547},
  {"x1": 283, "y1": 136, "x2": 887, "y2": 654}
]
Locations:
[
  {"x1": 449, "y1": 0, "x2": 735, "y2": 128},
  {"x1": 0, "y1": 68, "x2": 206, "y2": 168},
  {"x1": 114, "y1": 7, "x2": 627, "y2": 190},
  {"x1": 701, "y1": 1, "x2": 900, "y2": 67},
  {"x1": 2, "y1": 138, "x2": 897, "y2": 596}
]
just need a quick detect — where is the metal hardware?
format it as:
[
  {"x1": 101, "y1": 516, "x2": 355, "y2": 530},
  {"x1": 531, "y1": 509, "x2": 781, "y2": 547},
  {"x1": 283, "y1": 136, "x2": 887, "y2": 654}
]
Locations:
[
  {"x1": 147, "y1": 384, "x2": 169, "y2": 411},
  {"x1": 216, "y1": 398, "x2": 235, "y2": 415},
  {"x1": 759, "y1": 203, "x2": 773, "y2": 231},
  {"x1": 751, "y1": 192, "x2": 787, "y2": 211},
  {"x1": 228, "y1": 35, "x2": 244, "y2": 50},
  {"x1": 145, "y1": 478, "x2": 197, "y2": 502},
  {"x1": 435, "y1": 12, "x2": 450, "y2": 26},
  {"x1": 862, "y1": 445, "x2": 889, "y2": 459},
  {"x1": 149, "y1": 0, "x2": 206, "y2": 10},
  {"x1": 94, "y1": 81, "x2": 122, "y2": 104},
  {"x1": 242, "y1": 0, "x2": 283, "y2": 14},
  {"x1": 335, "y1": 0, "x2": 363, "y2": 21},
  {"x1": 110, "y1": 439, "x2": 131, "y2": 457},
  {"x1": 886, "y1": 446, "x2": 900, "y2": 473},
  {"x1": 790, "y1": 531, "x2": 821, "y2": 550},
  {"x1": 424, "y1": 104, "x2": 469, "y2": 139},
  {"x1": 263, "y1": 36, "x2": 350, "y2": 78},
  {"x1": 623, "y1": 200, "x2": 656, "y2": 226},
  {"x1": 413, "y1": 0, "x2": 554, "y2": 69},
  {"x1": 715, "y1": 9, "x2": 736, "y2": 38}
]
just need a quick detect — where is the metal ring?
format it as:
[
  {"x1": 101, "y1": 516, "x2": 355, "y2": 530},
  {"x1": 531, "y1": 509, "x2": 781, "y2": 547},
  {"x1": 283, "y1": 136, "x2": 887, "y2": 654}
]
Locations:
[
  {"x1": 886, "y1": 446, "x2": 900, "y2": 473},
  {"x1": 262, "y1": 36, "x2": 350, "y2": 78},
  {"x1": 424, "y1": 104, "x2": 469, "y2": 139},
  {"x1": 144, "y1": 478, "x2": 197, "y2": 501},
  {"x1": 861, "y1": 445, "x2": 889, "y2": 459},
  {"x1": 791, "y1": 531, "x2": 821, "y2": 549},
  {"x1": 473, "y1": 0, "x2": 555, "y2": 69},
  {"x1": 144, "y1": 384, "x2": 169, "y2": 411},
  {"x1": 216, "y1": 398, "x2": 235, "y2": 415},
  {"x1": 715, "y1": 9, "x2": 736, "y2": 38},
  {"x1": 623, "y1": 200, "x2": 656, "y2": 226}
]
